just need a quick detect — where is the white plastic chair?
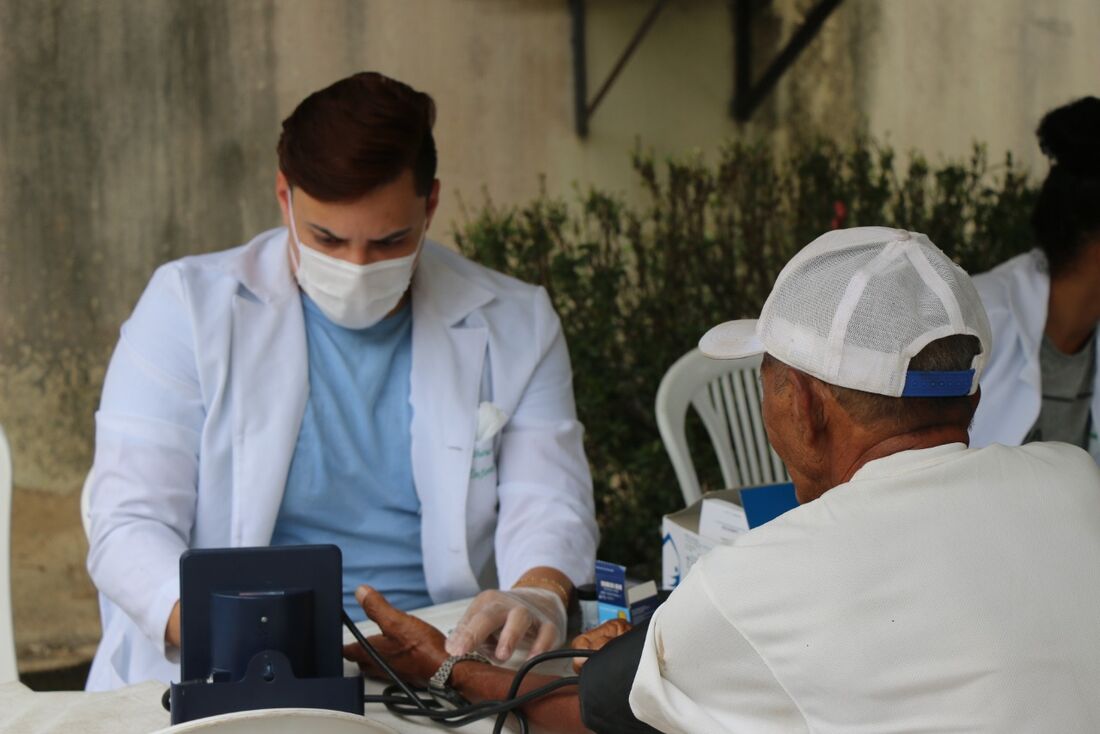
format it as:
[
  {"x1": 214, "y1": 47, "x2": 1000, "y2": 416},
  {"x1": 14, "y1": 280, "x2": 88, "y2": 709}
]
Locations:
[
  {"x1": 80, "y1": 468, "x2": 93, "y2": 541},
  {"x1": 0, "y1": 424, "x2": 18, "y2": 683},
  {"x1": 656, "y1": 348, "x2": 789, "y2": 506}
]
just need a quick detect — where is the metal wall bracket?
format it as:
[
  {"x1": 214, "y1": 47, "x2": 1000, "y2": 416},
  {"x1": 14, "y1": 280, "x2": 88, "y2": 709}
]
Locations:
[
  {"x1": 570, "y1": 0, "x2": 670, "y2": 138},
  {"x1": 569, "y1": 0, "x2": 843, "y2": 134},
  {"x1": 731, "y1": 0, "x2": 844, "y2": 122}
]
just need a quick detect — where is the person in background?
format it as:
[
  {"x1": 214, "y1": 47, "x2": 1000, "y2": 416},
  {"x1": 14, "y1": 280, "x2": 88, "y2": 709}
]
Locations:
[
  {"x1": 84, "y1": 71, "x2": 597, "y2": 690},
  {"x1": 345, "y1": 227, "x2": 1100, "y2": 733},
  {"x1": 970, "y1": 96, "x2": 1100, "y2": 461}
]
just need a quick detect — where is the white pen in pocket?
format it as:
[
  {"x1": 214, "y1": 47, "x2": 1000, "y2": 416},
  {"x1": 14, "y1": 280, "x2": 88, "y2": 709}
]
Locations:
[{"x1": 470, "y1": 402, "x2": 508, "y2": 480}]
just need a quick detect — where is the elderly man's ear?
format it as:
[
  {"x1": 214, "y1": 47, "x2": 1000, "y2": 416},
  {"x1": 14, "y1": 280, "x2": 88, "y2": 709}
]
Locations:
[
  {"x1": 787, "y1": 368, "x2": 830, "y2": 446},
  {"x1": 968, "y1": 386, "x2": 982, "y2": 422}
]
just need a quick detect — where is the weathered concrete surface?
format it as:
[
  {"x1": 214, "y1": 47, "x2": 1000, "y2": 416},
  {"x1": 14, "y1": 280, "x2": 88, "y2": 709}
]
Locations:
[
  {"x1": 0, "y1": 0, "x2": 370, "y2": 675},
  {"x1": 863, "y1": 0, "x2": 1100, "y2": 174},
  {"x1": 1, "y1": 0, "x2": 1096, "y2": 676},
  {"x1": 10, "y1": 489, "x2": 98, "y2": 672},
  {"x1": 1, "y1": 0, "x2": 278, "y2": 492}
]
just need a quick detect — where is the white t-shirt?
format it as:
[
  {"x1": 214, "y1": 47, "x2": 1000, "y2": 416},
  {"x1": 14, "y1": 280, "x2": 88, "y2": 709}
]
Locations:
[{"x1": 630, "y1": 442, "x2": 1100, "y2": 733}]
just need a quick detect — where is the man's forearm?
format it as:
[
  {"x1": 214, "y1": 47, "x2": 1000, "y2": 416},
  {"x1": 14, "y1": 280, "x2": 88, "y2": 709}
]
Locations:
[
  {"x1": 451, "y1": 661, "x2": 588, "y2": 734},
  {"x1": 512, "y1": 566, "x2": 574, "y2": 608}
]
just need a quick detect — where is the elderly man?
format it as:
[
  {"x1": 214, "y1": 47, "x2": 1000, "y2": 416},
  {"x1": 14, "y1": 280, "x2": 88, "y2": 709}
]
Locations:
[{"x1": 345, "y1": 227, "x2": 1100, "y2": 733}]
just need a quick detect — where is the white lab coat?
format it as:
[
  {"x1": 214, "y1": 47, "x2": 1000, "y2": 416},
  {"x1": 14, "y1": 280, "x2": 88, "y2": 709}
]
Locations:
[
  {"x1": 970, "y1": 249, "x2": 1100, "y2": 463},
  {"x1": 84, "y1": 228, "x2": 598, "y2": 690}
]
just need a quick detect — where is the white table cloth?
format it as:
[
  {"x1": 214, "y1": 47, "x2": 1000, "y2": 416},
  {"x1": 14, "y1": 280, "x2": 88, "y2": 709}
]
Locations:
[{"x1": 2, "y1": 598, "x2": 570, "y2": 734}]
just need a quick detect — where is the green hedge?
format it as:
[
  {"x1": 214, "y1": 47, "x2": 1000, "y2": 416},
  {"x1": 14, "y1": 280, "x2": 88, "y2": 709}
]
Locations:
[{"x1": 455, "y1": 138, "x2": 1037, "y2": 576}]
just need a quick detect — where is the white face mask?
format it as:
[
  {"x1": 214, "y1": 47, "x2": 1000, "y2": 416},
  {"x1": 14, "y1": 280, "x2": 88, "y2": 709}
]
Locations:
[{"x1": 287, "y1": 189, "x2": 424, "y2": 329}]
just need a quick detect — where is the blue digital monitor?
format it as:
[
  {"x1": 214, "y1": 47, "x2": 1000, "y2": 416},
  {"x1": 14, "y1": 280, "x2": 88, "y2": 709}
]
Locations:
[
  {"x1": 178, "y1": 544, "x2": 344, "y2": 683},
  {"x1": 171, "y1": 544, "x2": 362, "y2": 725}
]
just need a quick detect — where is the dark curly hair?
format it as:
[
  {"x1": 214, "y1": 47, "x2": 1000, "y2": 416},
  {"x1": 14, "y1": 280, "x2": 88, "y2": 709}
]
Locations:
[{"x1": 1031, "y1": 96, "x2": 1100, "y2": 277}]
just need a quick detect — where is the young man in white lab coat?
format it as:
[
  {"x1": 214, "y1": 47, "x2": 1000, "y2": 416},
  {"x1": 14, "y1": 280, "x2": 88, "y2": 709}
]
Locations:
[{"x1": 84, "y1": 71, "x2": 598, "y2": 690}]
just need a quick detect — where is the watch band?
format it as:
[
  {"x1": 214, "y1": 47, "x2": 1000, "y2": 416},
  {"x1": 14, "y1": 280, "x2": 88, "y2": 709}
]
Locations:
[{"x1": 429, "y1": 651, "x2": 492, "y2": 690}]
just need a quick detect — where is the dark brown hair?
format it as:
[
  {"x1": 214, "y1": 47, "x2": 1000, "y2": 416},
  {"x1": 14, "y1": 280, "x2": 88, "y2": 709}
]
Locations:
[{"x1": 277, "y1": 71, "x2": 437, "y2": 201}]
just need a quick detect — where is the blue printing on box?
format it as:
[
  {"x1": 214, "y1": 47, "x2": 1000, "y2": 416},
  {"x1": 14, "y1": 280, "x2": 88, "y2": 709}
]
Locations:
[
  {"x1": 597, "y1": 596, "x2": 658, "y2": 626},
  {"x1": 627, "y1": 594, "x2": 659, "y2": 625},
  {"x1": 595, "y1": 560, "x2": 628, "y2": 604},
  {"x1": 595, "y1": 559, "x2": 658, "y2": 625},
  {"x1": 741, "y1": 482, "x2": 798, "y2": 528},
  {"x1": 597, "y1": 602, "x2": 629, "y2": 624}
]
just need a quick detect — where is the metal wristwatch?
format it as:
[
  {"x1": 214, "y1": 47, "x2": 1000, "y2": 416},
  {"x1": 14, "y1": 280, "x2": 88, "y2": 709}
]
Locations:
[{"x1": 428, "y1": 652, "x2": 492, "y2": 707}]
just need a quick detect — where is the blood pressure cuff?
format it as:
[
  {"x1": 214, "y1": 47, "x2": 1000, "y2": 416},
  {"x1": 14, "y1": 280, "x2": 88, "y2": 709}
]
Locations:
[{"x1": 577, "y1": 620, "x2": 662, "y2": 734}]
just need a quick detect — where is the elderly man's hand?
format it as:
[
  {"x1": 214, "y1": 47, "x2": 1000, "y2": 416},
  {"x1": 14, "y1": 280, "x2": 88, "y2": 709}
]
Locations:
[
  {"x1": 569, "y1": 619, "x2": 632, "y2": 673},
  {"x1": 342, "y1": 585, "x2": 448, "y2": 688}
]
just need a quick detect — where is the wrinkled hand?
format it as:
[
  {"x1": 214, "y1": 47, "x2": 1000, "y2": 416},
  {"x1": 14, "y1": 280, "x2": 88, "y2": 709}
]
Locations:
[
  {"x1": 342, "y1": 585, "x2": 448, "y2": 687},
  {"x1": 445, "y1": 588, "x2": 567, "y2": 661},
  {"x1": 569, "y1": 619, "x2": 632, "y2": 673}
]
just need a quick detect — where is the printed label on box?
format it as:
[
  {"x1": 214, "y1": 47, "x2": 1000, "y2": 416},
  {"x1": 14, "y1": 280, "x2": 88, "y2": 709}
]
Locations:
[
  {"x1": 661, "y1": 483, "x2": 798, "y2": 589},
  {"x1": 595, "y1": 561, "x2": 659, "y2": 625}
]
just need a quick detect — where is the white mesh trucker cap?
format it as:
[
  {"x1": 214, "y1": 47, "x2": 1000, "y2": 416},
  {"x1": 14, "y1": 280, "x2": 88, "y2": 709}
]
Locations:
[{"x1": 699, "y1": 227, "x2": 993, "y2": 398}]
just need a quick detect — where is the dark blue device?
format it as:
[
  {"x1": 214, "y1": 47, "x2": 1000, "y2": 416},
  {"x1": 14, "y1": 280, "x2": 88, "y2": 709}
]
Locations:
[{"x1": 168, "y1": 544, "x2": 364, "y2": 724}]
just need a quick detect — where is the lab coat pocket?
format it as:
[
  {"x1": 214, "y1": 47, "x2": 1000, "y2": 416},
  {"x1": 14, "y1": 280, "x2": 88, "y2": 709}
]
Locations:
[
  {"x1": 470, "y1": 437, "x2": 498, "y2": 484},
  {"x1": 470, "y1": 402, "x2": 508, "y2": 485}
]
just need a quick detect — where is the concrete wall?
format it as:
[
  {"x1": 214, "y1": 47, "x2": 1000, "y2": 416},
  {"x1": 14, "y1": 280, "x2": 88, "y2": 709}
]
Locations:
[
  {"x1": 863, "y1": 0, "x2": 1100, "y2": 173},
  {"x1": 0, "y1": 0, "x2": 1095, "y2": 672}
]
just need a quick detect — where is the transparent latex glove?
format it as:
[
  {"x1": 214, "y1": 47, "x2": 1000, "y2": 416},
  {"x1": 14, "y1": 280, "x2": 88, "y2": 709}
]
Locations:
[{"x1": 445, "y1": 587, "x2": 567, "y2": 661}]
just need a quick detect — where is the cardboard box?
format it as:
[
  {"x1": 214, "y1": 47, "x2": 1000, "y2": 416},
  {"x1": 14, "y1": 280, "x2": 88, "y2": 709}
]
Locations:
[
  {"x1": 595, "y1": 560, "x2": 660, "y2": 625},
  {"x1": 662, "y1": 489, "x2": 734, "y2": 589},
  {"x1": 698, "y1": 495, "x2": 749, "y2": 544},
  {"x1": 662, "y1": 483, "x2": 798, "y2": 589}
]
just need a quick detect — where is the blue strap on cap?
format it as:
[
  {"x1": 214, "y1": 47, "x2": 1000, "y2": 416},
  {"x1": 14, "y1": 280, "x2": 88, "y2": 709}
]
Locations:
[{"x1": 901, "y1": 369, "x2": 975, "y2": 397}]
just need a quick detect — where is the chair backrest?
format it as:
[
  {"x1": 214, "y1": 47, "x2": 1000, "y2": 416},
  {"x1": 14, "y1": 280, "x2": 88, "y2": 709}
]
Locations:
[
  {"x1": 80, "y1": 468, "x2": 93, "y2": 541},
  {"x1": 655, "y1": 348, "x2": 789, "y2": 506},
  {"x1": 0, "y1": 424, "x2": 18, "y2": 683}
]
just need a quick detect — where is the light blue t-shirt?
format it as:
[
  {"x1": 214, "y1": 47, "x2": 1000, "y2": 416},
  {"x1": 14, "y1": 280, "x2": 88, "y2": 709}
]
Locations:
[{"x1": 271, "y1": 294, "x2": 432, "y2": 620}]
